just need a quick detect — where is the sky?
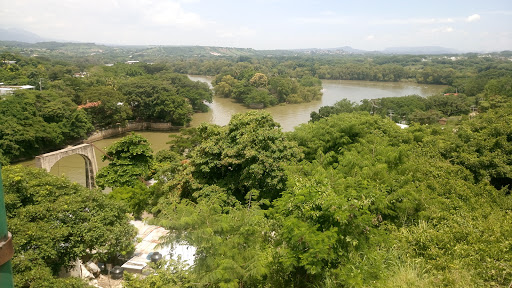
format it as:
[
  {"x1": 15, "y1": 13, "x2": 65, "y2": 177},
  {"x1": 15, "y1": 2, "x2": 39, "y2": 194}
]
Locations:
[{"x1": 1, "y1": 0, "x2": 511, "y2": 51}]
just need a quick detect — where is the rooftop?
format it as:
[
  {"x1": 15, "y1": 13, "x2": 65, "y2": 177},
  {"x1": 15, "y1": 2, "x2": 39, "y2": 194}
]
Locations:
[{"x1": 121, "y1": 221, "x2": 195, "y2": 274}]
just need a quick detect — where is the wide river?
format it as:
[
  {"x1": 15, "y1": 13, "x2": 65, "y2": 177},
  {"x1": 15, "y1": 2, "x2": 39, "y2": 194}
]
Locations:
[{"x1": 21, "y1": 76, "x2": 446, "y2": 186}]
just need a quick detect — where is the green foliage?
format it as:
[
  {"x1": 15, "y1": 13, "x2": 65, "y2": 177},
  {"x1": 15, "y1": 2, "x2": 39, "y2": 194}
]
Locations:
[
  {"x1": 123, "y1": 260, "x2": 194, "y2": 288},
  {"x1": 0, "y1": 90, "x2": 94, "y2": 163},
  {"x1": 96, "y1": 133, "x2": 154, "y2": 189},
  {"x1": 409, "y1": 109, "x2": 443, "y2": 124},
  {"x1": 155, "y1": 192, "x2": 272, "y2": 288},
  {"x1": 311, "y1": 92, "x2": 475, "y2": 124},
  {"x1": 189, "y1": 111, "x2": 303, "y2": 203},
  {"x1": 426, "y1": 94, "x2": 470, "y2": 116},
  {"x1": 139, "y1": 102, "x2": 512, "y2": 288},
  {"x1": 270, "y1": 172, "x2": 387, "y2": 286},
  {"x1": 0, "y1": 52, "x2": 214, "y2": 163},
  {"x1": 162, "y1": 72, "x2": 212, "y2": 112},
  {"x1": 213, "y1": 69, "x2": 322, "y2": 107},
  {"x1": 119, "y1": 76, "x2": 194, "y2": 125},
  {"x1": 310, "y1": 98, "x2": 357, "y2": 122},
  {"x1": 165, "y1": 128, "x2": 202, "y2": 155},
  {"x1": 292, "y1": 112, "x2": 405, "y2": 161},
  {"x1": 11, "y1": 261, "x2": 91, "y2": 288},
  {"x1": 79, "y1": 86, "x2": 132, "y2": 128},
  {"x1": 109, "y1": 182, "x2": 151, "y2": 219},
  {"x1": 155, "y1": 112, "x2": 303, "y2": 208},
  {"x1": 2, "y1": 165, "x2": 136, "y2": 286},
  {"x1": 3, "y1": 44, "x2": 512, "y2": 288},
  {"x1": 434, "y1": 103, "x2": 512, "y2": 190}
]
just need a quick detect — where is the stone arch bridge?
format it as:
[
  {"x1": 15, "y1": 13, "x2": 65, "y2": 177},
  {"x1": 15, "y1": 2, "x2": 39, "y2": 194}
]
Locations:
[{"x1": 35, "y1": 144, "x2": 98, "y2": 189}]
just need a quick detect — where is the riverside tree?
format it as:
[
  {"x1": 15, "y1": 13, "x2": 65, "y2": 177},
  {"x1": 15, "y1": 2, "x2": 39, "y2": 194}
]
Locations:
[
  {"x1": 2, "y1": 165, "x2": 137, "y2": 287},
  {"x1": 188, "y1": 111, "x2": 303, "y2": 204},
  {"x1": 96, "y1": 133, "x2": 154, "y2": 189}
]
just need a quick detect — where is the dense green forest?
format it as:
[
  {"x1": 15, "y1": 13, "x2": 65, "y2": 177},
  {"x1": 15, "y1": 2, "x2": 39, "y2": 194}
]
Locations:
[
  {"x1": 2, "y1": 46, "x2": 512, "y2": 164},
  {"x1": 1, "y1": 44, "x2": 512, "y2": 287},
  {"x1": 4, "y1": 104, "x2": 511, "y2": 287},
  {"x1": 0, "y1": 51, "x2": 213, "y2": 164},
  {"x1": 126, "y1": 104, "x2": 511, "y2": 287}
]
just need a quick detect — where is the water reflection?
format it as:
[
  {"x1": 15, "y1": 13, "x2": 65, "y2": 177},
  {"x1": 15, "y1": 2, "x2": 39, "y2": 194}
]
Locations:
[{"x1": 190, "y1": 76, "x2": 446, "y2": 132}]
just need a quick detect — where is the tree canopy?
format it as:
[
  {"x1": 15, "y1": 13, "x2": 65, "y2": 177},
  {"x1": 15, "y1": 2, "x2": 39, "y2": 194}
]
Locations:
[
  {"x1": 141, "y1": 104, "x2": 512, "y2": 287},
  {"x1": 96, "y1": 133, "x2": 154, "y2": 189},
  {"x1": 2, "y1": 165, "x2": 136, "y2": 287}
]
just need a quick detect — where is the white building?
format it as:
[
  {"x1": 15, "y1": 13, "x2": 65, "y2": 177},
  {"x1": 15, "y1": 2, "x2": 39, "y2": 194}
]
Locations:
[{"x1": 0, "y1": 85, "x2": 36, "y2": 95}]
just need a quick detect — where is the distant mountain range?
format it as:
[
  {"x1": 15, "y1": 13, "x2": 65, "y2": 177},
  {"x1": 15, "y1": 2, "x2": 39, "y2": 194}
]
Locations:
[
  {"x1": 291, "y1": 46, "x2": 375, "y2": 55},
  {"x1": 382, "y1": 46, "x2": 460, "y2": 55},
  {"x1": 0, "y1": 28, "x2": 48, "y2": 43},
  {"x1": 0, "y1": 28, "x2": 475, "y2": 55}
]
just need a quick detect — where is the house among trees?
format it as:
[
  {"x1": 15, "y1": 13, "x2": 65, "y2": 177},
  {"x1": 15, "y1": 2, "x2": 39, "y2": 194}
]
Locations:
[
  {"x1": 73, "y1": 72, "x2": 89, "y2": 77},
  {"x1": 77, "y1": 101, "x2": 101, "y2": 109}
]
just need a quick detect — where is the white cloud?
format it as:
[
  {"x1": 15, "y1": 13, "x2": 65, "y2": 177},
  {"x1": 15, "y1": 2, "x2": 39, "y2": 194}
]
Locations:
[
  {"x1": 430, "y1": 27, "x2": 454, "y2": 33},
  {"x1": 373, "y1": 17, "x2": 455, "y2": 25},
  {"x1": 0, "y1": 0, "x2": 210, "y2": 44},
  {"x1": 466, "y1": 14, "x2": 481, "y2": 22},
  {"x1": 292, "y1": 17, "x2": 347, "y2": 25},
  {"x1": 366, "y1": 35, "x2": 375, "y2": 40},
  {"x1": 144, "y1": 1, "x2": 204, "y2": 28}
]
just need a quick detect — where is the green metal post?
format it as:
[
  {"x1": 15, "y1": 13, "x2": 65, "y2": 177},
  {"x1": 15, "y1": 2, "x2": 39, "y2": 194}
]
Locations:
[{"x1": 0, "y1": 164, "x2": 14, "y2": 288}]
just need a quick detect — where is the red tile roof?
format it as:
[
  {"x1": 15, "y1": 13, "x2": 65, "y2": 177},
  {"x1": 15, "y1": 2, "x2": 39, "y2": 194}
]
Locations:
[{"x1": 77, "y1": 101, "x2": 101, "y2": 109}]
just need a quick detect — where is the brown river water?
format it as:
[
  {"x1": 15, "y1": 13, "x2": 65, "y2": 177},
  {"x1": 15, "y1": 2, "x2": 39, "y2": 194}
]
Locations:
[{"x1": 20, "y1": 76, "x2": 446, "y2": 186}]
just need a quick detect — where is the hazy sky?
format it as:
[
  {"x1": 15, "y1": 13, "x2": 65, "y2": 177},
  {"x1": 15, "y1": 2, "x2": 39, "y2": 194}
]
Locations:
[{"x1": 1, "y1": 0, "x2": 511, "y2": 51}]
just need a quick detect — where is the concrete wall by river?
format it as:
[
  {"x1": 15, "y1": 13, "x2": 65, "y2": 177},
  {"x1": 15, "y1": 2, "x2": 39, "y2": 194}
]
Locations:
[{"x1": 84, "y1": 122, "x2": 182, "y2": 143}]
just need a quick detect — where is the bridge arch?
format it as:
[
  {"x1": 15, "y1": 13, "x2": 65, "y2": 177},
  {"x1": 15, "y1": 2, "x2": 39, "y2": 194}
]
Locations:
[{"x1": 35, "y1": 144, "x2": 98, "y2": 189}]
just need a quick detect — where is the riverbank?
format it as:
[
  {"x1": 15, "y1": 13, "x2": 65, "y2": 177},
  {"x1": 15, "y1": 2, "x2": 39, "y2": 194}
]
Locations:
[
  {"x1": 84, "y1": 122, "x2": 184, "y2": 143},
  {"x1": 18, "y1": 78, "x2": 447, "y2": 186}
]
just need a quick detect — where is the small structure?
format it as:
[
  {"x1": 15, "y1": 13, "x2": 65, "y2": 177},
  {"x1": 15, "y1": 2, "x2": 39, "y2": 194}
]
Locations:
[
  {"x1": 73, "y1": 72, "x2": 89, "y2": 78},
  {"x1": 0, "y1": 85, "x2": 36, "y2": 95},
  {"x1": 77, "y1": 101, "x2": 101, "y2": 109},
  {"x1": 439, "y1": 117, "x2": 448, "y2": 125},
  {"x1": 121, "y1": 221, "x2": 196, "y2": 274},
  {"x1": 469, "y1": 106, "x2": 479, "y2": 119}
]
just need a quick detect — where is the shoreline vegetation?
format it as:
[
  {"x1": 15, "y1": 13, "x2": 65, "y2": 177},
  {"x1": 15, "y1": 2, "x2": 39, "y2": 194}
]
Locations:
[{"x1": 1, "y1": 43, "x2": 512, "y2": 287}]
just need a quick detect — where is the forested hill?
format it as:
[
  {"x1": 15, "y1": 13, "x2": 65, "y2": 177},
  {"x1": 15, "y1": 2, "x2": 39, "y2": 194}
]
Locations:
[
  {"x1": 0, "y1": 41, "x2": 286, "y2": 60},
  {"x1": 2, "y1": 40, "x2": 511, "y2": 63}
]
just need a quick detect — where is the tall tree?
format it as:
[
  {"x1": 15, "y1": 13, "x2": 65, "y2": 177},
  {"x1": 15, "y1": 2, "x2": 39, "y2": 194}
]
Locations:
[
  {"x1": 189, "y1": 111, "x2": 302, "y2": 204},
  {"x1": 96, "y1": 133, "x2": 154, "y2": 189},
  {"x1": 2, "y1": 165, "x2": 136, "y2": 287}
]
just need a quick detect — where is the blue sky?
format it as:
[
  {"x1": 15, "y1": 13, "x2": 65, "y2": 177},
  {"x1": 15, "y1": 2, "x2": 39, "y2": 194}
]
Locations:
[{"x1": 1, "y1": 0, "x2": 511, "y2": 51}]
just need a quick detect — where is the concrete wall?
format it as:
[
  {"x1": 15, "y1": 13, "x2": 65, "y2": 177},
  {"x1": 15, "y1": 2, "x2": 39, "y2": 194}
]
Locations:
[{"x1": 84, "y1": 122, "x2": 182, "y2": 143}]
